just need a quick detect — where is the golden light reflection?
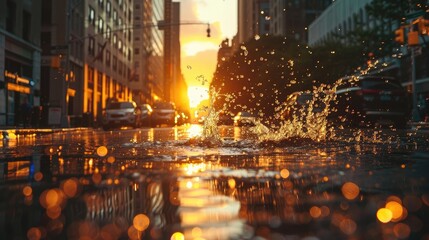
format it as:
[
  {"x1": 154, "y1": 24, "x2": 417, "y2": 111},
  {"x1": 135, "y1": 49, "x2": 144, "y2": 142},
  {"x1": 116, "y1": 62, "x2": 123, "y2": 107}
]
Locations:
[
  {"x1": 184, "y1": 163, "x2": 207, "y2": 175},
  {"x1": 171, "y1": 232, "x2": 185, "y2": 240},
  {"x1": 27, "y1": 227, "x2": 42, "y2": 240},
  {"x1": 187, "y1": 124, "x2": 203, "y2": 138},
  {"x1": 191, "y1": 227, "x2": 203, "y2": 238},
  {"x1": 339, "y1": 218, "x2": 357, "y2": 235},
  {"x1": 34, "y1": 172, "x2": 43, "y2": 182},
  {"x1": 377, "y1": 208, "x2": 393, "y2": 223},
  {"x1": 341, "y1": 182, "x2": 360, "y2": 200},
  {"x1": 62, "y1": 178, "x2": 79, "y2": 198},
  {"x1": 133, "y1": 214, "x2": 150, "y2": 232},
  {"x1": 309, "y1": 206, "x2": 322, "y2": 218},
  {"x1": 393, "y1": 223, "x2": 411, "y2": 239},
  {"x1": 96, "y1": 146, "x2": 108, "y2": 157},
  {"x1": 92, "y1": 173, "x2": 102, "y2": 184},
  {"x1": 127, "y1": 226, "x2": 141, "y2": 240},
  {"x1": 228, "y1": 178, "x2": 236, "y2": 189},
  {"x1": 385, "y1": 201, "x2": 404, "y2": 221},
  {"x1": 107, "y1": 156, "x2": 115, "y2": 163},
  {"x1": 280, "y1": 169, "x2": 290, "y2": 179},
  {"x1": 23, "y1": 186, "x2": 32, "y2": 197}
]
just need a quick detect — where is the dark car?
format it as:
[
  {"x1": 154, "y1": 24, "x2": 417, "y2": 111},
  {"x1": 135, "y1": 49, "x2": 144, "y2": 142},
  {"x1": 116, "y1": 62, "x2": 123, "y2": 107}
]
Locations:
[
  {"x1": 279, "y1": 91, "x2": 326, "y2": 121},
  {"x1": 331, "y1": 75, "x2": 410, "y2": 128},
  {"x1": 139, "y1": 104, "x2": 153, "y2": 127}
]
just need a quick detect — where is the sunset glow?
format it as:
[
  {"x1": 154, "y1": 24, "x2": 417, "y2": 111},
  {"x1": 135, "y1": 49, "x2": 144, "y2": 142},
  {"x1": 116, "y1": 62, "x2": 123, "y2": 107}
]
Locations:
[
  {"x1": 188, "y1": 86, "x2": 209, "y2": 108},
  {"x1": 180, "y1": 0, "x2": 237, "y2": 88}
]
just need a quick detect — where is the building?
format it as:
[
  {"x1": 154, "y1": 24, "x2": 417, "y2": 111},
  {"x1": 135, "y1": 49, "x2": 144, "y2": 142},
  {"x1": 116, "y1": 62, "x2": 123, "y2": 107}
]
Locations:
[
  {"x1": 236, "y1": 0, "x2": 270, "y2": 46},
  {"x1": 269, "y1": 0, "x2": 332, "y2": 43},
  {"x1": 132, "y1": 0, "x2": 165, "y2": 105},
  {"x1": 169, "y1": 2, "x2": 189, "y2": 113},
  {"x1": 308, "y1": 0, "x2": 373, "y2": 46},
  {"x1": 0, "y1": 0, "x2": 42, "y2": 127},
  {"x1": 41, "y1": 0, "x2": 135, "y2": 127}
]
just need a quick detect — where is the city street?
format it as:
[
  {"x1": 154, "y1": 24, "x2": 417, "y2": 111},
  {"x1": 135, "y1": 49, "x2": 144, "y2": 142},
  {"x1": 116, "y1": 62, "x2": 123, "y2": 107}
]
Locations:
[{"x1": 1, "y1": 124, "x2": 428, "y2": 240}]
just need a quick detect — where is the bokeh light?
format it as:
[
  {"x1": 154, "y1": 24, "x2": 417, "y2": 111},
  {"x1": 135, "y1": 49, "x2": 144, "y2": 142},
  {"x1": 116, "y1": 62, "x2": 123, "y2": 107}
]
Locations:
[
  {"x1": 27, "y1": 227, "x2": 42, "y2": 240},
  {"x1": 280, "y1": 169, "x2": 290, "y2": 179},
  {"x1": 133, "y1": 214, "x2": 150, "y2": 232},
  {"x1": 171, "y1": 232, "x2": 185, "y2": 240},
  {"x1": 341, "y1": 182, "x2": 360, "y2": 200},
  {"x1": 62, "y1": 178, "x2": 79, "y2": 198},
  {"x1": 23, "y1": 186, "x2": 32, "y2": 197},
  {"x1": 96, "y1": 146, "x2": 108, "y2": 157},
  {"x1": 228, "y1": 178, "x2": 236, "y2": 189},
  {"x1": 385, "y1": 201, "x2": 404, "y2": 221},
  {"x1": 393, "y1": 223, "x2": 411, "y2": 239},
  {"x1": 339, "y1": 218, "x2": 357, "y2": 235},
  {"x1": 377, "y1": 208, "x2": 392, "y2": 223},
  {"x1": 310, "y1": 206, "x2": 322, "y2": 218},
  {"x1": 34, "y1": 172, "x2": 43, "y2": 182}
]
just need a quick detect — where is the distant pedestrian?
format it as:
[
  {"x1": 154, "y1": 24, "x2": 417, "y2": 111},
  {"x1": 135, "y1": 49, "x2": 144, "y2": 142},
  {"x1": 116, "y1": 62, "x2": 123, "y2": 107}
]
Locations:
[{"x1": 20, "y1": 98, "x2": 31, "y2": 128}]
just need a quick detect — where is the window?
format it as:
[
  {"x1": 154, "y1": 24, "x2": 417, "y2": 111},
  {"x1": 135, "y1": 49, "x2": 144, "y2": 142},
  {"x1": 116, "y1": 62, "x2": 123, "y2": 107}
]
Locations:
[
  {"x1": 41, "y1": 0, "x2": 52, "y2": 24},
  {"x1": 135, "y1": 48, "x2": 140, "y2": 55},
  {"x1": 88, "y1": 38, "x2": 95, "y2": 55},
  {"x1": 89, "y1": 6, "x2": 95, "y2": 26},
  {"x1": 98, "y1": 17, "x2": 104, "y2": 33},
  {"x1": 6, "y1": 0, "x2": 16, "y2": 33},
  {"x1": 113, "y1": 34, "x2": 117, "y2": 47},
  {"x1": 118, "y1": 40, "x2": 122, "y2": 51},
  {"x1": 107, "y1": 26, "x2": 111, "y2": 39},
  {"x1": 113, "y1": 56, "x2": 117, "y2": 71},
  {"x1": 113, "y1": 10, "x2": 117, "y2": 25},
  {"x1": 106, "y1": 1, "x2": 111, "y2": 17},
  {"x1": 98, "y1": 0, "x2": 104, "y2": 8},
  {"x1": 106, "y1": 50, "x2": 111, "y2": 66},
  {"x1": 22, "y1": 11, "x2": 31, "y2": 41}
]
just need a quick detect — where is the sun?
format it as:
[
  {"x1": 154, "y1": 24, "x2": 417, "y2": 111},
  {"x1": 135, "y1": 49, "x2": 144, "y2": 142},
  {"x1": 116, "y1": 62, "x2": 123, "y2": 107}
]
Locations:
[{"x1": 188, "y1": 86, "x2": 209, "y2": 108}]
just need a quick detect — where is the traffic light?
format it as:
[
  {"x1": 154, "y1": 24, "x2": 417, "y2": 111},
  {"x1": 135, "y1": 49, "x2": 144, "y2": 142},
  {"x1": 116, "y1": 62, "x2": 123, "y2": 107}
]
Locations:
[
  {"x1": 206, "y1": 25, "x2": 211, "y2": 38},
  {"x1": 416, "y1": 18, "x2": 429, "y2": 35},
  {"x1": 394, "y1": 27, "x2": 404, "y2": 44}
]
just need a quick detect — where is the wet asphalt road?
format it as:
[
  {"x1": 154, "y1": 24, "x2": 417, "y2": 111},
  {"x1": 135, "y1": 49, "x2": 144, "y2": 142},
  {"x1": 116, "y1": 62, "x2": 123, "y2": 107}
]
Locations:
[{"x1": 0, "y1": 125, "x2": 428, "y2": 240}]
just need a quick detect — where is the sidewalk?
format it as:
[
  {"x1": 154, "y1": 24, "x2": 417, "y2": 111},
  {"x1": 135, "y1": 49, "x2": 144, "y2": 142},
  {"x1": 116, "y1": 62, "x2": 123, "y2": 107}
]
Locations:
[{"x1": 1, "y1": 126, "x2": 91, "y2": 140}]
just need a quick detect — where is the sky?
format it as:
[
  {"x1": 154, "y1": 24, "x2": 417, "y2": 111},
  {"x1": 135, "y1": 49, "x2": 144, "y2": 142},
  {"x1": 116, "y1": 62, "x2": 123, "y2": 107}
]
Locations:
[{"x1": 177, "y1": 0, "x2": 237, "y2": 107}]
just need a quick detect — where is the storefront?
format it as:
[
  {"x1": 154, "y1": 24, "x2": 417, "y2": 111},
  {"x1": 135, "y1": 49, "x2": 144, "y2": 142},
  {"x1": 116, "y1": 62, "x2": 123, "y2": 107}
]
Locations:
[{"x1": 3, "y1": 70, "x2": 33, "y2": 126}]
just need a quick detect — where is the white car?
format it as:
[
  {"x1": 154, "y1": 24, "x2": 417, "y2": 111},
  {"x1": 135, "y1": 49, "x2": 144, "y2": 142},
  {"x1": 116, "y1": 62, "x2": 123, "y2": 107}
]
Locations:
[
  {"x1": 234, "y1": 111, "x2": 257, "y2": 126},
  {"x1": 102, "y1": 101, "x2": 141, "y2": 130},
  {"x1": 151, "y1": 101, "x2": 177, "y2": 127}
]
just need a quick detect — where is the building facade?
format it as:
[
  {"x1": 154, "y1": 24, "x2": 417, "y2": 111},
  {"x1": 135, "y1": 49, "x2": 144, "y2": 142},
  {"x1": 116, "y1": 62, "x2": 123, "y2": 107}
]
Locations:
[
  {"x1": 236, "y1": 0, "x2": 270, "y2": 46},
  {"x1": 269, "y1": 0, "x2": 332, "y2": 43},
  {"x1": 0, "y1": 0, "x2": 42, "y2": 127},
  {"x1": 41, "y1": 0, "x2": 135, "y2": 127}
]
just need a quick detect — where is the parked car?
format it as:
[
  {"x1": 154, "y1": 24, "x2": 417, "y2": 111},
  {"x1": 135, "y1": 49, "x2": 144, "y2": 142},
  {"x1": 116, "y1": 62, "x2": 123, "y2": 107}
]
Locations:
[
  {"x1": 279, "y1": 91, "x2": 326, "y2": 121},
  {"x1": 218, "y1": 111, "x2": 234, "y2": 125},
  {"x1": 331, "y1": 75, "x2": 410, "y2": 128},
  {"x1": 102, "y1": 101, "x2": 141, "y2": 130},
  {"x1": 234, "y1": 111, "x2": 257, "y2": 126},
  {"x1": 151, "y1": 101, "x2": 177, "y2": 127},
  {"x1": 139, "y1": 104, "x2": 153, "y2": 127}
]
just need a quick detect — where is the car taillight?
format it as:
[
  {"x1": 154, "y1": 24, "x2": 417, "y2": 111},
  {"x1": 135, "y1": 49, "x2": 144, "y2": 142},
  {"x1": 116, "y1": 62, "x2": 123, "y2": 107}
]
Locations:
[{"x1": 356, "y1": 89, "x2": 380, "y2": 96}]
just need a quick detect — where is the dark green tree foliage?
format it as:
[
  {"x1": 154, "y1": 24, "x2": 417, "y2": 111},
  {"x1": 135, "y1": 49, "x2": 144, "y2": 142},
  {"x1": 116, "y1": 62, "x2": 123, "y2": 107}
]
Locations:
[
  {"x1": 211, "y1": 36, "x2": 312, "y2": 122},
  {"x1": 210, "y1": 35, "x2": 363, "y2": 122}
]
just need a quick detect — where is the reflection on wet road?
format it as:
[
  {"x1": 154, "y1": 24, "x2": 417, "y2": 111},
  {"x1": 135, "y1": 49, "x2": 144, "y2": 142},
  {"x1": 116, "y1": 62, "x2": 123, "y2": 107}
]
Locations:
[{"x1": 1, "y1": 125, "x2": 429, "y2": 239}]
